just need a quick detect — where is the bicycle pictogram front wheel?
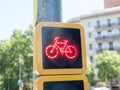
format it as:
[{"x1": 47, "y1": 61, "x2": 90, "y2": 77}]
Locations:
[{"x1": 65, "y1": 45, "x2": 78, "y2": 60}]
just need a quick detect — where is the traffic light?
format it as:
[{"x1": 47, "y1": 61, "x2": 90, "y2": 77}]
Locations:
[
  {"x1": 33, "y1": 27, "x2": 39, "y2": 74},
  {"x1": 34, "y1": 75, "x2": 88, "y2": 90},
  {"x1": 33, "y1": 22, "x2": 86, "y2": 75}
]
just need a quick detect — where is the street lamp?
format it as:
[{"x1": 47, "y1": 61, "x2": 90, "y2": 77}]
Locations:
[
  {"x1": 19, "y1": 55, "x2": 22, "y2": 80},
  {"x1": 18, "y1": 55, "x2": 23, "y2": 90}
]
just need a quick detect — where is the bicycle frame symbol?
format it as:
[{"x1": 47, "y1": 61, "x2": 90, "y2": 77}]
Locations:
[{"x1": 45, "y1": 36, "x2": 79, "y2": 60}]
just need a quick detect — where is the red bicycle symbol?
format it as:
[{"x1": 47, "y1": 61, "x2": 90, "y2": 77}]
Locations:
[{"x1": 45, "y1": 36, "x2": 79, "y2": 60}]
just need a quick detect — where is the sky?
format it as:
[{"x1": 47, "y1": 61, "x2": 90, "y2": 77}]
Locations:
[{"x1": 0, "y1": 0, "x2": 104, "y2": 40}]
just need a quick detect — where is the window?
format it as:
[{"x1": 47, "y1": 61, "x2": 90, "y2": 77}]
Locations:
[
  {"x1": 109, "y1": 42, "x2": 113, "y2": 50},
  {"x1": 98, "y1": 43, "x2": 102, "y2": 51},
  {"x1": 108, "y1": 30, "x2": 112, "y2": 37},
  {"x1": 88, "y1": 32, "x2": 92, "y2": 38},
  {"x1": 97, "y1": 32, "x2": 101, "y2": 38},
  {"x1": 88, "y1": 22, "x2": 91, "y2": 27},
  {"x1": 119, "y1": 29, "x2": 120, "y2": 35},
  {"x1": 89, "y1": 44, "x2": 92, "y2": 50},
  {"x1": 90, "y1": 56, "x2": 93, "y2": 63},
  {"x1": 118, "y1": 17, "x2": 120, "y2": 25},
  {"x1": 96, "y1": 20, "x2": 101, "y2": 28},
  {"x1": 107, "y1": 19, "x2": 111, "y2": 27}
]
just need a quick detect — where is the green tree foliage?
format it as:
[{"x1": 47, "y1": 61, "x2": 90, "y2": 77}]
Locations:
[
  {"x1": 96, "y1": 51, "x2": 120, "y2": 81},
  {"x1": 85, "y1": 58, "x2": 95, "y2": 85},
  {"x1": 0, "y1": 25, "x2": 33, "y2": 90}
]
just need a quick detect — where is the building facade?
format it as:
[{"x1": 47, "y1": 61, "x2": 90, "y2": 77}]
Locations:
[
  {"x1": 104, "y1": 0, "x2": 120, "y2": 8},
  {"x1": 68, "y1": 6, "x2": 120, "y2": 79}
]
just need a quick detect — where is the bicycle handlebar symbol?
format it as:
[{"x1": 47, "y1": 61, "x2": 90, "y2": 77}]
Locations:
[{"x1": 45, "y1": 36, "x2": 79, "y2": 60}]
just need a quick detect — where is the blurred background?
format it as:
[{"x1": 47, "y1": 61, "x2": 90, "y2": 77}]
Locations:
[{"x1": 0, "y1": 0, "x2": 120, "y2": 90}]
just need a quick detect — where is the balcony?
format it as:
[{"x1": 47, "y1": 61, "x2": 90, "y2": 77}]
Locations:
[
  {"x1": 96, "y1": 47, "x2": 120, "y2": 53},
  {"x1": 96, "y1": 34, "x2": 120, "y2": 42},
  {"x1": 95, "y1": 23, "x2": 120, "y2": 30}
]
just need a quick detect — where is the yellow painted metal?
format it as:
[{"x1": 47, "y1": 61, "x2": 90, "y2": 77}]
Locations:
[
  {"x1": 33, "y1": 0, "x2": 38, "y2": 26},
  {"x1": 34, "y1": 75, "x2": 88, "y2": 90},
  {"x1": 33, "y1": 27, "x2": 38, "y2": 72},
  {"x1": 34, "y1": 22, "x2": 87, "y2": 75}
]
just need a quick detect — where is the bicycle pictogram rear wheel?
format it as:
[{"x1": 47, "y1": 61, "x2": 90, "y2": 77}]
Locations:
[
  {"x1": 45, "y1": 45, "x2": 58, "y2": 60},
  {"x1": 65, "y1": 45, "x2": 78, "y2": 60}
]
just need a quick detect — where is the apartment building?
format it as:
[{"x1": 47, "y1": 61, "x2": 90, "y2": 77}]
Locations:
[
  {"x1": 68, "y1": 6, "x2": 120, "y2": 79},
  {"x1": 104, "y1": 0, "x2": 120, "y2": 8}
]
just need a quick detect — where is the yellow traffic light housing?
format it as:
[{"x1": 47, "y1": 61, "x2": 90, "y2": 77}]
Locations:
[
  {"x1": 34, "y1": 75, "x2": 88, "y2": 90},
  {"x1": 33, "y1": 22, "x2": 86, "y2": 75},
  {"x1": 33, "y1": 0, "x2": 38, "y2": 26}
]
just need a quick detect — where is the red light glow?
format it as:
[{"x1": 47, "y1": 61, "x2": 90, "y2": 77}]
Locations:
[{"x1": 45, "y1": 36, "x2": 79, "y2": 60}]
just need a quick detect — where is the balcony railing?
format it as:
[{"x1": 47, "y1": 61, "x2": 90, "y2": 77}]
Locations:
[
  {"x1": 95, "y1": 23, "x2": 120, "y2": 30},
  {"x1": 96, "y1": 47, "x2": 120, "y2": 53},
  {"x1": 96, "y1": 34, "x2": 120, "y2": 41}
]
